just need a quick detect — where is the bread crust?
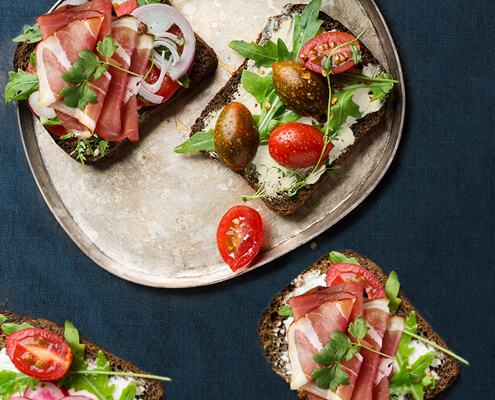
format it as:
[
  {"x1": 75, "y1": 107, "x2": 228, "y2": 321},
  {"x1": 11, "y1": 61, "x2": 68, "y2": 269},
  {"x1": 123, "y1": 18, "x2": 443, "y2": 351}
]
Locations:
[
  {"x1": 257, "y1": 250, "x2": 460, "y2": 399},
  {"x1": 190, "y1": 4, "x2": 389, "y2": 215},
  {"x1": 12, "y1": 0, "x2": 218, "y2": 165},
  {"x1": 0, "y1": 312, "x2": 164, "y2": 400}
]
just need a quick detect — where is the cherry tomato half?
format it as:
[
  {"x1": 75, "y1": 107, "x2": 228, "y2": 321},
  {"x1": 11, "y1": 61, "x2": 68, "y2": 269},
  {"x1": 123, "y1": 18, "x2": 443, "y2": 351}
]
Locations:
[
  {"x1": 6, "y1": 328, "x2": 73, "y2": 380},
  {"x1": 216, "y1": 205, "x2": 263, "y2": 272},
  {"x1": 268, "y1": 122, "x2": 334, "y2": 169},
  {"x1": 298, "y1": 31, "x2": 360, "y2": 75},
  {"x1": 326, "y1": 263, "x2": 386, "y2": 299}
]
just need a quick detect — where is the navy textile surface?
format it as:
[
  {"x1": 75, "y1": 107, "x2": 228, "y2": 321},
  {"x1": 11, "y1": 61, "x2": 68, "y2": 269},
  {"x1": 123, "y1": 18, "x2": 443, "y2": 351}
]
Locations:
[{"x1": 0, "y1": 1, "x2": 493, "y2": 399}]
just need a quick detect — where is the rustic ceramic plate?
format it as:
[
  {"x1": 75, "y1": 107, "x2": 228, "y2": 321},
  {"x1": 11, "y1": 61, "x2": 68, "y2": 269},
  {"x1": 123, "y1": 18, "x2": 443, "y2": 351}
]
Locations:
[{"x1": 18, "y1": 0, "x2": 405, "y2": 287}]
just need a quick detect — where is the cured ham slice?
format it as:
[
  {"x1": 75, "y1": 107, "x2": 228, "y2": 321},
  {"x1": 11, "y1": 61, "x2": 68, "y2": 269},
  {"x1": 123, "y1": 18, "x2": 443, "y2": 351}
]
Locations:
[
  {"x1": 371, "y1": 375, "x2": 389, "y2": 400},
  {"x1": 374, "y1": 315, "x2": 405, "y2": 391},
  {"x1": 36, "y1": 0, "x2": 113, "y2": 41},
  {"x1": 95, "y1": 16, "x2": 138, "y2": 141},
  {"x1": 288, "y1": 281, "x2": 364, "y2": 323},
  {"x1": 36, "y1": 16, "x2": 112, "y2": 138},
  {"x1": 121, "y1": 33, "x2": 154, "y2": 142},
  {"x1": 288, "y1": 298, "x2": 356, "y2": 390},
  {"x1": 350, "y1": 298, "x2": 390, "y2": 400}
]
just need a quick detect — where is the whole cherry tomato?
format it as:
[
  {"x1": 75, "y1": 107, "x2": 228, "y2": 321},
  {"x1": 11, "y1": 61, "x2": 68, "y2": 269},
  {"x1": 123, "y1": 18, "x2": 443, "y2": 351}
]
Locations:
[{"x1": 268, "y1": 122, "x2": 333, "y2": 169}]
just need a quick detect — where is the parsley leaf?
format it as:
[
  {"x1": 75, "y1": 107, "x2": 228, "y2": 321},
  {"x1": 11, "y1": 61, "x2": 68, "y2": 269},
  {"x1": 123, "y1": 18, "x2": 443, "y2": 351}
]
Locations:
[
  {"x1": 5, "y1": 70, "x2": 39, "y2": 104},
  {"x1": 12, "y1": 24, "x2": 42, "y2": 43}
]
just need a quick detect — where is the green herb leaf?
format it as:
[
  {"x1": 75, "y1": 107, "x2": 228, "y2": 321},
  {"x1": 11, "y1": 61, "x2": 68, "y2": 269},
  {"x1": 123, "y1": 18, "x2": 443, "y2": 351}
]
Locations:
[
  {"x1": 137, "y1": 0, "x2": 162, "y2": 6},
  {"x1": 348, "y1": 316, "x2": 369, "y2": 340},
  {"x1": 329, "y1": 251, "x2": 360, "y2": 265},
  {"x1": 30, "y1": 52, "x2": 37, "y2": 69},
  {"x1": 0, "y1": 314, "x2": 7, "y2": 324},
  {"x1": 385, "y1": 271, "x2": 402, "y2": 313},
  {"x1": 60, "y1": 351, "x2": 115, "y2": 400},
  {"x1": 228, "y1": 40, "x2": 279, "y2": 68},
  {"x1": 292, "y1": 0, "x2": 323, "y2": 57},
  {"x1": 64, "y1": 321, "x2": 87, "y2": 369},
  {"x1": 0, "y1": 371, "x2": 38, "y2": 400},
  {"x1": 97, "y1": 35, "x2": 118, "y2": 59},
  {"x1": 1, "y1": 322, "x2": 34, "y2": 335},
  {"x1": 312, "y1": 364, "x2": 349, "y2": 392},
  {"x1": 40, "y1": 116, "x2": 62, "y2": 126},
  {"x1": 5, "y1": 69, "x2": 39, "y2": 104},
  {"x1": 173, "y1": 130, "x2": 215, "y2": 153},
  {"x1": 119, "y1": 381, "x2": 137, "y2": 400},
  {"x1": 278, "y1": 304, "x2": 293, "y2": 317},
  {"x1": 12, "y1": 24, "x2": 42, "y2": 43}
]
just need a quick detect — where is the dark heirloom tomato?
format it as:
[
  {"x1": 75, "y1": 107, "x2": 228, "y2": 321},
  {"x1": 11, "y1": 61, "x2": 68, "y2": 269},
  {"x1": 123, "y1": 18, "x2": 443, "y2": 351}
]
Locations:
[
  {"x1": 272, "y1": 60, "x2": 328, "y2": 117},
  {"x1": 6, "y1": 328, "x2": 73, "y2": 380},
  {"x1": 268, "y1": 122, "x2": 333, "y2": 169},
  {"x1": 216, "y1": 205, "x2": 263, "y2": 272},
  {"x1": 214, "y1": 102, "x2": 259, "y2": 170},
  {"x1": 298, "y1": 31, "x2": 360, "y2": 75},
  {"x1": 326, "y1": 263, "x2": 386, "y2": 299}
]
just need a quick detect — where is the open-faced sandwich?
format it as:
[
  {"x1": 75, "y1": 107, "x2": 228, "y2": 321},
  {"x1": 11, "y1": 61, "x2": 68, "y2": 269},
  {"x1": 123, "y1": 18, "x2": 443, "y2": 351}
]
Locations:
[
  {"x1": 258, "y1": 250, "x2": 467, "y2": 400},
  {"x1": 6, "y1": 0, "x2": 217, "y2": 167},
  {"x1": 0, "y1": 312, "x2": 167, "y2": 400},
  {"x1": 175, "y1": 0, "x2": 397, "y2": 215}
]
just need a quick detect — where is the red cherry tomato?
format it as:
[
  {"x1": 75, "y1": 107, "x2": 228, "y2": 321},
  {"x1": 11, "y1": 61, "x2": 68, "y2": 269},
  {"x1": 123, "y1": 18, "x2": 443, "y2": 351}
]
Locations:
[
  {"x1": 268, "y1": 122, "x2": 334, "y2": 169},
  {"x1": 298, "y1": 32, "x2": 360, "y2": 75},
  {"x1": 216, "y1": 205, "x2": 263, "y2": 272},
  {"x1": 6, "y1": 328, "x2": 73, "y2": 380},
  {"x1": 326, "y1": 263, "x2": 386, "y2": 299}
]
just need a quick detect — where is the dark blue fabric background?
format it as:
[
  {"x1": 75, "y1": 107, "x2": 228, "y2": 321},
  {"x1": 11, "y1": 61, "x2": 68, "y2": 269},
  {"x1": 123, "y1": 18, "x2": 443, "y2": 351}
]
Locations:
[{"x1": 0, "y1": 1, "x2": 493, "y2": 399}]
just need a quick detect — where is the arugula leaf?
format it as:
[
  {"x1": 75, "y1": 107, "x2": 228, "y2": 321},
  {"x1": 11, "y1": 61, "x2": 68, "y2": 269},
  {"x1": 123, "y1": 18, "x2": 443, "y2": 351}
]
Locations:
[
  {"x1": 60, "y1": 351, "x2": 115, "y2": 400},
  {"x1": 5, "y1": 70, "x2": 39, "y2": 104},
  {"x1": 385, "y1": 271, "x2": 402, "y2": 313},
  {"x1": 64, "y1": 321, "x2": 87, "y2": 369},
  {"x1": 329, "y1": 251, "x2": 360, "y2": 265},
  {"x1": 0, "y1": 371, "x2": 38, "y2": 400},
  {"x1": 292, "y1": 0, "x2": 323, "y2": 57},
  {"x1": 228, "y1": 40, "x2": 279, "y2": 68},
  {"x1": 278, "y1": 304, "x2": 293, "y2": 317},
  {"x1": 119, "y1": 381, "x2": 137, "y2": 400},
  {"x1": 0, "y1": 314, "x2": 7, "y2": 324},
  {"x1": 173, "y1": 130, "x2": 215, "y2": 153},
  {"x1": 40, "y1": 116, "x2": 62, "y2": 126},
  {"x1": 13, "y1": 24, "x2": 42, "y2": 43},
  {"x1": 1, "y1": 322, "x2": 34, "y2": 335},
  {"x1": 137, "y1": 0, "x2": 162, "y2": 6}
]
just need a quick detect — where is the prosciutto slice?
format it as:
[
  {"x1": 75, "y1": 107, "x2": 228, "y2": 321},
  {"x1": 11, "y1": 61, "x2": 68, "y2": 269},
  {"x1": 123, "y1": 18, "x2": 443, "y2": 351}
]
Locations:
[
  {"x1": 36, "y1": 16, "x2": 112, "y2": 138},
  {"x1": 373, "y1": 315, "x2": 405, "y2": 390},
  {"x1": 95, "y1": 16, "x2": 138, "y2": 141},
  {"x1": 121, "y1": 33, "x2": 154, "y2": 142},
  {"x1": 350, "y1": 298, "x2": 390, "y2": 400},
  {"x1": 36, "y1": 0, "x2": 113, "y2": 41},
  {"x1": 288, "y1": 297, "x2": 356, "y2": 390}
]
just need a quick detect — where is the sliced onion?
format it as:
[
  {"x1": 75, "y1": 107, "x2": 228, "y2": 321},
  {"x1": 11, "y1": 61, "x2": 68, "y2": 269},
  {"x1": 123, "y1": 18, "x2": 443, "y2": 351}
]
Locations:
[
  {"x1": 131, "y1": 4, "x2": 195, "y2": 82},
  {"x1": 28, "y1": 91, "x2": 56, "y2": 119}
]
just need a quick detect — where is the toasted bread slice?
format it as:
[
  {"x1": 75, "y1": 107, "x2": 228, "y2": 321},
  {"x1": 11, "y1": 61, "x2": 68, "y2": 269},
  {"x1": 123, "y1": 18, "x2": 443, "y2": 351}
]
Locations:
[
  {"x1": 190, "y1": 4, "x2": 389, "y2": 215},
  {"x1": 12, "y1": 0, "x2": 218, "y2": 165},
  {"x1": 258, "y1": 250, "x2": 460, "y2": 399},
  {"x1": 0, "y1": 311, "x2": 164, "y2": 400}
]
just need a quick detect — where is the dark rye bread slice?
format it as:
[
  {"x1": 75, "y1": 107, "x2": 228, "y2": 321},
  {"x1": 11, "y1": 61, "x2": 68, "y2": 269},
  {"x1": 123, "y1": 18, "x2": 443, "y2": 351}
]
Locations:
[
  {"x1": 258, "y1": 250, "x2": 460, "y2": 399},
  {"x1": 190, "y1": 4, "x2": 388, "y2": 215},
  {"x1": 0, "y1": 311, "x2": 164, "y2": 400},
  {"x1": 12, "y1": 0, "x2": 218, "y2": 164}
]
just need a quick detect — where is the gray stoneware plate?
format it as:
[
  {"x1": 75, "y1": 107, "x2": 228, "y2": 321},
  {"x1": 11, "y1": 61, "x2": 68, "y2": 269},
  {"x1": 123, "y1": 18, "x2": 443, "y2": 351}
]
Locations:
[{"x1": 17, "y1": 0, "x2": 405, "y2": 287}]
